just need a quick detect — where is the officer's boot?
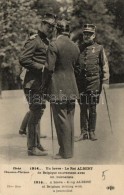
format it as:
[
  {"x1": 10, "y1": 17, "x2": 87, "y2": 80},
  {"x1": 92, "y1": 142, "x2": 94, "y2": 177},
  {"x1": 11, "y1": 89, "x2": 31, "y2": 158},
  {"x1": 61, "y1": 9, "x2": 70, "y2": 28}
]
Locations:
[
  {"x1": 27, "y1": 111, "x2": 48, "y2": 156},
  {"x1": 89, "y1": 105, "x2": 97, "y2": 141},
  {"x1": 75, "y1": 104, "x2": 88, "y2": 142},
  {"x1": 40, "y1": 121, "x2": 47, "y2": 138},
  {"x1": 19, "y1": 111, "x2": 30, "y2": 135},
  {"x1": 27, "y1": 123, "x2": 36, "y2": 151},
  {"x1": 39, "y1": 108, "x2": 47, "y2": 138},
  {"x1": 37, "y1": 120, "x2": 47, "y2": 151}
]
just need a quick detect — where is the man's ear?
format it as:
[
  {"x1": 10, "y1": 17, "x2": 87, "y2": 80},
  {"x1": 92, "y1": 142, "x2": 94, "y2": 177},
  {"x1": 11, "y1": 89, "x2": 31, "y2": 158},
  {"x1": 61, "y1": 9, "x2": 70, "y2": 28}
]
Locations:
[
  {"x1": 92, "y1": 33, "x2": 96, "y2": 39},
  {"x1": 90, "y1": 33, "x2": 95, "y2": 40}
]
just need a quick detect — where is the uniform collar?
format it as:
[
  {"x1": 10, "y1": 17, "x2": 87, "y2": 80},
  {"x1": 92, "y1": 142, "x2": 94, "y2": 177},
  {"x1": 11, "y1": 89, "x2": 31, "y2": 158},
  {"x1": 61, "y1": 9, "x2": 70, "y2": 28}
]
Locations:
[
  {"x1": 38, "y1": 30, "x2": 49, "y2": 44},
  {"x1": 57, "y1": 34, "x2": 69, "y2": 40},
  {"x1": 57, "y1": 35, "x2": 63, "y2": 39},
  {"x1": 83, "y1": 40, "x2": 94, "y2": 47},
  {"x1": 79, "y1": 41, "x2": 95, "y2": 52}
]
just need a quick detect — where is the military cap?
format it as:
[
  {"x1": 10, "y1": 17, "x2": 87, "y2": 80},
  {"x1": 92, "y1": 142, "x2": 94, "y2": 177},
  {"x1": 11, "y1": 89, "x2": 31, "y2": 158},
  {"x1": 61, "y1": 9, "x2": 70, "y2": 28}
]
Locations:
[
  {"x1": 83, "y1": 24, "x2": 96, "y2": 33},
  {"x1": 42, "y1": 13, "x2": 56, "y2": 26}
]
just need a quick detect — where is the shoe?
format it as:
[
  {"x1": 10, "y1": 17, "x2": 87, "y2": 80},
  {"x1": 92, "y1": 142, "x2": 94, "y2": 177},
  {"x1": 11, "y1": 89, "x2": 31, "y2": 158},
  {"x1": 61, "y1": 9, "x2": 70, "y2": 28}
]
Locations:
[
  {"x1": 54, "y1": 153, "x2": 72, "y2": 159},
  {"x1": 54, "y1": 153, "x2": 63, "y2": 159},
  {"x1": 19, "y1": 129, "x2": 27, "y2": 135},
  {"x1": 37, "y1": 144, "x2": 47, "y2": 151},
  {"x1": 40, "y1": 134, "x2": 47, "y2": 138},
  {"x1": 28, "y1": 147, "x2": 48, "y2": 156},
  {"x1": 89, "y1": 132, "x2": 97, "y2": 141},
  {"x1": 75, "y1": 133, "x2": 88, "y2": 142}
]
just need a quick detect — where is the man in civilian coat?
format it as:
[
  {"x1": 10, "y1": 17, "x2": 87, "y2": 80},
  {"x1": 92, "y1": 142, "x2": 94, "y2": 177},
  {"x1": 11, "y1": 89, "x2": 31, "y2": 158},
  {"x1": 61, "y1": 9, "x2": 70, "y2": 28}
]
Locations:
[
  {"x1": 43, "y1": 20, "x2": 80, "y2": 159},
  {"x1": 19, "y1": 13, "x2": 56, "y2": 156}
]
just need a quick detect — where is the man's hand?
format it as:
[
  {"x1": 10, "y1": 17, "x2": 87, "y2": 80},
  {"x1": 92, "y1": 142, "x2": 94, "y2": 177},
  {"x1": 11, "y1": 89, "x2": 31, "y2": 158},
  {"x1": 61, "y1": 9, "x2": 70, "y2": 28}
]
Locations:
[
  {"x1": 33, "y1": 62, "x2": 45, "y2": 70},
  {"x1": 29, "y1": 34, "x2": 38, "y2": 40}
]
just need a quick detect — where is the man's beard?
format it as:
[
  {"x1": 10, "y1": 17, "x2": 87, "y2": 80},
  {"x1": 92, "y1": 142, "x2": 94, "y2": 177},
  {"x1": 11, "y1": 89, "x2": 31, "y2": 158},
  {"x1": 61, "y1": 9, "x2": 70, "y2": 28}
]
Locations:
[{"x1": 83, "y1": 39, "x2": 94, "y2": 45}]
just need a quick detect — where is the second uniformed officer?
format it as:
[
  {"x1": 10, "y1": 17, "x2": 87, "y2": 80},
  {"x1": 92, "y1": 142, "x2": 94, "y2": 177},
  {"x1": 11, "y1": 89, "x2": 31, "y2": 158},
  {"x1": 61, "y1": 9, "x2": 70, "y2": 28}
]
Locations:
[
  {"x1": 19, "y1": 13, "x2": 56, "y2": 156},
  {"x1": 75, "y1": 24, "x2": 109, "y2": 141}
]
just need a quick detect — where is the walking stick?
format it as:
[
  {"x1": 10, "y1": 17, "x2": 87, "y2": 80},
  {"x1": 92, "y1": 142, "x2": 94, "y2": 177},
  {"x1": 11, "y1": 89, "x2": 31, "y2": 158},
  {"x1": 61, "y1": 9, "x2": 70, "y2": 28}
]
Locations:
[
  {"x1": 103, "y1": 86, "x2": 113, "y2": 134},
  {"x1": 50, "y1": 103, "x2": 54, "y2": 158}
]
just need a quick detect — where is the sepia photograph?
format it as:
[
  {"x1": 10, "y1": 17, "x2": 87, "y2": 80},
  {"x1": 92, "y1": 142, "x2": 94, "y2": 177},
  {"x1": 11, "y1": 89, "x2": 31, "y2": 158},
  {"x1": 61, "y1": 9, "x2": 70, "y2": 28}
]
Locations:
[{"x1": 0, "y1": 0, "x2": 124, "y2": 194}]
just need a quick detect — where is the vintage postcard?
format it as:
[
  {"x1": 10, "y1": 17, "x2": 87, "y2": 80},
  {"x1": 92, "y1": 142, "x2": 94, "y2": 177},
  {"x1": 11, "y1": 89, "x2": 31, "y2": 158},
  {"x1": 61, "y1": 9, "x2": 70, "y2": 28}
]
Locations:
[{"x1": 0, "y1": 0, "x2": 124, "y2": 194}]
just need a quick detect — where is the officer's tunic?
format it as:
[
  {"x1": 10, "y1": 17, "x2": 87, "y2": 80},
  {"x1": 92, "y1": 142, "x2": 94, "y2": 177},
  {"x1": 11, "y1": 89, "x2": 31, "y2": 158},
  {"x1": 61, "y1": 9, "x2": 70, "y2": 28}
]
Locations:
[
  {"x1": 77, "y1": 42, "x2": 109, "y2": 104},
  {"x1": 20, "y1": 31, "x2": 49, "y2": 90}
]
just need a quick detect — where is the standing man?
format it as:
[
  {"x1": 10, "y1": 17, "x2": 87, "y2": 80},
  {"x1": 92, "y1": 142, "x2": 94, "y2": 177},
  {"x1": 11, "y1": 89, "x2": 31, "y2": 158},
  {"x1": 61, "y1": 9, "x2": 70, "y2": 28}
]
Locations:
[
  {"x1": 19, "y1": 13, "x2": 56, "y2": 156},
  {"x1": 75, "y1": 24, "x2": 109, "y2": 141},
  {"x1": 43, "y1": 20, "x2": 80, "y2": 159}
]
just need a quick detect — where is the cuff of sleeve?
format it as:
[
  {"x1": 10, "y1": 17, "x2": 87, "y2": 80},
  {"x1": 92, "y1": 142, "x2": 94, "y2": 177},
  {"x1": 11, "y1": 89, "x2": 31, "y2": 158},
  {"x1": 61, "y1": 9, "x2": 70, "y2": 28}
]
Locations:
[
  {"x1": 33, "y1": 63, "x2": 45, "y2": 70},
  {"x1": 103, "y1": 79, "x2": 109, "y2": 85}
]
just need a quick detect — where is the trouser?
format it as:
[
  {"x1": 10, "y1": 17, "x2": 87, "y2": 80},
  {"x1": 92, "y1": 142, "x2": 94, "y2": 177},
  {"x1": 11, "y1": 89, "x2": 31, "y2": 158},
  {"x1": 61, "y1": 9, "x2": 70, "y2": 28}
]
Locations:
[
  {"x1": 20, "y1": 111, "x2": 41, "y2": 137},
  {"x1": 20, "y1": 111, "x2": 30, "y2": 132},
  {"x1": 51, "y1": 100, "x2": 75, "y2": 158},
  {"x1": 79, "y1": 102, "x2": 97, "y2": 133},
  {"x1": 24, "y1": 88, "x2": 46, "y2": 150}
]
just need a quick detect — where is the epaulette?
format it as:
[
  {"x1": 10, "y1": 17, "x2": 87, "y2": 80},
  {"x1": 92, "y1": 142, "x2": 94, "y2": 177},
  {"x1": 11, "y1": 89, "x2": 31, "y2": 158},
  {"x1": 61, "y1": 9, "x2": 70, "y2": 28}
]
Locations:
[{"x1": 29, "y1": 34, "x2": 38, "y2": 40}]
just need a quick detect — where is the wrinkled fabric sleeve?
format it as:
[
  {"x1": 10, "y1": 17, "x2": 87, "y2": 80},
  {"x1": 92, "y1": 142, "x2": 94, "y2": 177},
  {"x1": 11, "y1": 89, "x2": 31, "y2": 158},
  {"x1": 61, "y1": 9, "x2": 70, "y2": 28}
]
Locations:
[
  {"x1": 19, "y1": 39, "x2": 37, "y2": 70},
  {"x1": 19, "y1": 39, "x2": 44, "y2": 71},
  {"x1": 100, "y1": 47, "x2": 109, "y2": 83},
  {"x1": 41, "y1": 42, "x2": 58, "y2": 93},
  {"x1": 74, "y1": 49, "x2": 81, "y2": 77},
  {"x1": 46, "y1": 41, "x2": 58, "y2": 71},
  {"x1": 74, "y1": 45, "x2": 81, "y2": 79}
]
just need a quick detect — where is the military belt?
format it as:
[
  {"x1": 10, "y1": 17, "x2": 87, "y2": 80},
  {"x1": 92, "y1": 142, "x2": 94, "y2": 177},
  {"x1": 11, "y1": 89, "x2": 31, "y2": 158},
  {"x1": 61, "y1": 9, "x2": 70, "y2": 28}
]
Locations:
[{"x1": 81, "y1": 72, "x2": 98, "y2": 77}]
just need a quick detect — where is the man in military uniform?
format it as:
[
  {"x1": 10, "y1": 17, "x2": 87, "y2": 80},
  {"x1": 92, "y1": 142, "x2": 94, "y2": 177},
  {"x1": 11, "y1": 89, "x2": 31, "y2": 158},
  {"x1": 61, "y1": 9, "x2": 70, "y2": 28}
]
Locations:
[
  {"x1": 75, "y1": 24, "x2": 109, "y2": 141},
  {"x1": 19, "y1": 13, "x2": 56, "y2": 156},
  {"x1": 43, "y1": 20, "x2": 80, "y2": 159}
]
